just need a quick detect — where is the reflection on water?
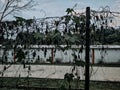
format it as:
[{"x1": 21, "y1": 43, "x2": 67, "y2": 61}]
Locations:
[{"x1": 0, "y1": 48, "x2": 120, "y2": 63}]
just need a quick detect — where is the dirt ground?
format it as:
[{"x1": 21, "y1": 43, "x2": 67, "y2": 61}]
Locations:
[{"x1": 0, "y1": 65, "x2": 120, "y2": 81}]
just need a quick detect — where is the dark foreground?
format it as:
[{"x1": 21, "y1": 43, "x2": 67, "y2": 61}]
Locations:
[{"x1": 0, "y1": 77, "x2": 120, "y2": 90}]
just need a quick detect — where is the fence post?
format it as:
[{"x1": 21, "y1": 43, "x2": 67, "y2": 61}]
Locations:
[
  {"x1": 85, "y1": 7, "x2": 90, "y2": 90},
  {"x1": 51, "y1": 48, "x2": 54, "y2": 64},
  {"x1": 92, "y1": 48, "x2": 95, "y2": 64}
]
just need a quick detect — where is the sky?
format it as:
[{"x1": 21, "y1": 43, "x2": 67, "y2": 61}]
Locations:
[
  {"x1": 0, "y1": 0, "x2": 120, "y2": 20},
  {"x1": 21, "y1": 0, "x2": 119, "y2": 18}
]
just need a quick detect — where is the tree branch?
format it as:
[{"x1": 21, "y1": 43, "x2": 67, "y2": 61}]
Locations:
[
  {"x1": 0, "y1": 0, "x2": 11, "y2": 22},
  {"x1": 0, "y1": 0, "x2": 36, "y2": 21}
]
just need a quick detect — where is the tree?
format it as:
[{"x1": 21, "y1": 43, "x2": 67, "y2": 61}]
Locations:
[
  {"x1": 0, "y1": 0, "x2": 37, "y2": 63},
  {"x1": 0, "y1": 0, "x2": 37, "y2": 44},
  {"x1": 0, "y1": 0, "x2": 37, "y2": 22}
]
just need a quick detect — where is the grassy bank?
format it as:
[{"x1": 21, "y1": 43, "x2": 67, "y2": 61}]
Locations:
[{"x1": 0, "y1": 77, "x2": 120, "y2": 90}]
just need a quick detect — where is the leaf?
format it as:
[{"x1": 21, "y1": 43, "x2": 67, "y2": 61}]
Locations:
[
  {"x1": 73, "y1": 16, "x2": 80, "y2": 24},
  {"x1": 64, "y1": 15, "x2": 71, "y2": 24},
  {"x1": 52, "y1": 31, "x2": 61, "y2": 39},
  {"x1": 64, "y1": 73, "x2": 74, "y2": 82},
  {"x1": 33, "y1": 51, "x2": 36, "y2": 58},
  {"x1": 34, "y1": 33, "x2": 44, "y2": 39},
  {"x1": 64, "y1": 34, "x2": 70, "y2": 40},
  {"x1": 66, "y1": 8, "x2": 74, "y2": 14},
  {"x1": 70, "y1": 35, "x2": 79, "y2": 44},
  {"x1": 70, "y1": 36, "x2": 77, "y2": 43},
  {"x1": 14, "y1": 16, "x2": 26, "y2": 21}
]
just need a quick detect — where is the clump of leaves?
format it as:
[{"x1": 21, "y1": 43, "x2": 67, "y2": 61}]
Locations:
[
  {"x1": 32, "y1": 51, "x2": 36, "y2": 59},
  {"x1": 66, "y1": 8, "x2": 74, "y2": 15},
  {"x1": 64, "y1": 73, "x2": 74, "y2": 89}
]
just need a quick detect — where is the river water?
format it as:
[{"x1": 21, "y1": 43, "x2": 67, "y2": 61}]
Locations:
[{"x1": 0, "y1": 48, "x2": 120, "y2": 63}]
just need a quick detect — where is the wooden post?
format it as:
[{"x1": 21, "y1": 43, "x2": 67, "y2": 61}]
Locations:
[
  {"x1": 92, "y1": 49, "x2": 95, "y2": 64},
  {"x1": 51, "y1": 48, "x2": 54, "y2": 64},
  {"x1": 13, "y1": 50, "x2": 16, "y2": 63},
  {"x1": 85, "y1": 7, "x2": 90, "y2": 90}
]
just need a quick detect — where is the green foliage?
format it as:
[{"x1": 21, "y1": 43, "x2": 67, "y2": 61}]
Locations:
[
  {"x1": 34, "y1": 32, "x2": 45, "y2": 40},
  {"x1": 64, "y1": 73, "x2": 74, "y2": 82},
  {"x1": 2, "y1": 7, "x2": 120, "y2": 46},
  {"x1": 14, "y1": 16, "x2": 26, "y2": 22},
  {"x1": 66, "y1": 8, "x2": 74, "y2": 14}
]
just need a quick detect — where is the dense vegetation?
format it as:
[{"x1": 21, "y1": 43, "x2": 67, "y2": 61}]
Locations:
[
  {"x1": 2, "y1": 26, "x2": 120, "y2": 46},
  {"x1": 1, "y1": 15, "x2": 120, "y2": 48}
]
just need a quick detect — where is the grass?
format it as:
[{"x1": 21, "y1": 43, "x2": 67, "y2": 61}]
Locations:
[{"x1": 0, "y1": 77, "x2": 120, "y2": 90}]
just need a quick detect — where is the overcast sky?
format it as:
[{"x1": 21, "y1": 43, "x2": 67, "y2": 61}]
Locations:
[
  {"x1": 21, "y1": 0, "x2": 120, "y2": 18},
  {"x1": 1, "y1": 0, "x2": 120, "y2": 20}
]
